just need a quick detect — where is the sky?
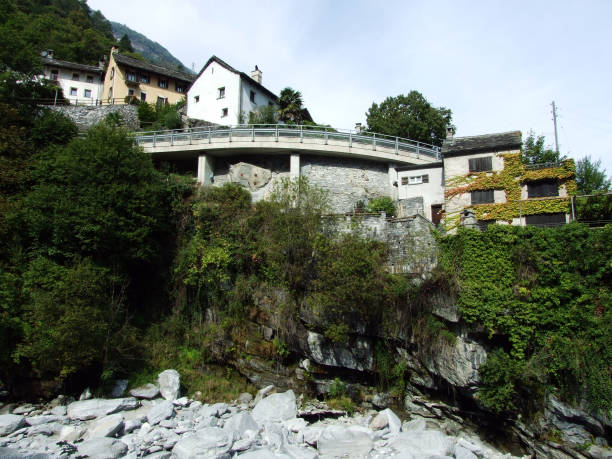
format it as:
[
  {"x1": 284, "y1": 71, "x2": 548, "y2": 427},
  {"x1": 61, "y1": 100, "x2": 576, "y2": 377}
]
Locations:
[{"x1": 87, "y1": 0, "x2": 612, "y2": 173}]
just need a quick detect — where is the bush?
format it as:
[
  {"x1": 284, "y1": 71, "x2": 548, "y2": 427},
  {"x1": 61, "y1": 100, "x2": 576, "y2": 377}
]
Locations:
[{"x1": 366, "y1": 196, "x2": 396, "y2": 216}]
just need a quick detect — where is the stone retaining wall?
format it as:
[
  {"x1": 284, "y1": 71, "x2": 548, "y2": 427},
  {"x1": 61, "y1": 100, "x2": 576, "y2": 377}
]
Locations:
[{"x1": 48, "y1": 104, "x2": 139, "y2": 131}]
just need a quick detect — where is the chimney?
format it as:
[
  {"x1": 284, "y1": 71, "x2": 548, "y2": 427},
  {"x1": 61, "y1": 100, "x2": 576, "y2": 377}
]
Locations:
[
  {"x1": 446, "y1": 126, "x2": 455, "y2": 139},
  {"x1": 251, "y1": 65, "x2": 262, "y2": 84},
  {"x1": 355, "y1": 123, "x2": 362, "y2": 134}
]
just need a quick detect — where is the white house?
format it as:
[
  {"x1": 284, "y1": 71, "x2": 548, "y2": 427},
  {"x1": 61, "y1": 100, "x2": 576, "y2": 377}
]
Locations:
[
  {"x1": 187, "y1": 56, "x2": 277, "y2": 125},
  {"x1": 396, "y1": 163, "x2": 445, "y2": 224},
  {"x1": 40, "y1": 50, "x2": 104, "y2": 105}
]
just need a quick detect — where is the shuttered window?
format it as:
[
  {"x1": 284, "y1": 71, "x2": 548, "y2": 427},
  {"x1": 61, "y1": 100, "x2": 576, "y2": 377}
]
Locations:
[
  {"x1": 527, "y1": 180, "x2": 558, "y2": 198},
  {"x1": 469, "y1": 157, "x2": 493, "y2": 172},
  {"x1": 471, "y1": 190, "x2": 494, "y2": 204},
  {"x1": 525, "y1": 213, "x2": 566, "y2": 227}
]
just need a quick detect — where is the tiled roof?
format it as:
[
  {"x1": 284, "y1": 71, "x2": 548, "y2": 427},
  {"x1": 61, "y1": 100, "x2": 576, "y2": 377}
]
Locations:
[
  {"x1": 113, "y1": 53, "x2": 195, "y2": 83},
  {"x1": 42, "y1": 57, "x2": 103, "y2": 74},
  {"x1": 442, "y1": 131, "x2": 522, "y2": 157},
  {"x1": 192, "y1": 55, "x2": 278, "y2": 100}
]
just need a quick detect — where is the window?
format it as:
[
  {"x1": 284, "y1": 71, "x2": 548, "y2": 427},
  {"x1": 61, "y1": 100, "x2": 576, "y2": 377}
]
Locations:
[
  {"x1": 84, "y1": 89, "x2": 92, "y2": 98},
  {"x1": 110, "y1": 67, "x2": 114, "y2": 79},
  {"x1": 194, "y1": 95, "x2": 200, "y2": 103},
  {"x1": 268, "y1": 101, "x2": 274, "y2": 107},
  {"x1": 140, "y1": 91, "x2": 146, "y2": 102},
  {"x1": 157, "y1": 96, "x2": 167, "y2": 107},
  {"x1": 401, "y1": 177, "x2": 408, "y2": 185},
  {"x1": 126, "y1": 71, "x2": 137, "y2": 82},
  {"x1": 86, "y1": 75, "x2": 93, "y2": 83},
  {"x1": 250, "y1": 90, "x2": 255, "y2": 103},
  {"x1": 128, "y1": 89, "x2": 134, "y2": 96},
  {"x1": 158, "y1": 79, "x2": 168, "y2": 89},
  {"x1": 477, "y1": 220, "x2": 492, "y2": 231},
  {"x1": 218, "y1": 87, "x2": 225, "y2": 98},
  {"x1": 527, "y1": 180, "x2": 558, "y2": 198},
  {"x1": 221, "y1": 108, "x2": 228, "y2": 117},
  {"x1": 70, "y1": 87, "x2": 77, "y2": 96},
  {"x1": 50, "y1": 69, "x2": 58, "y2": 80},
  {"x1": 176, "y1": 83, "x2": 185, "y2": 93},
  {"x1": 72, "y1": 73, "x2": 79, "y2": 81},
  {"x1": 471, "y1": 189, "x2": 494, "y2": 205},
  {"x1": 469, "y1": 156, "x2": 493, "y2": 172},
  {"x1": 139, "y1": 74, "x2": 149, "y2": 83},
  {"x1": 525, "y1": 213, "x2": 566, "y2": 227}
]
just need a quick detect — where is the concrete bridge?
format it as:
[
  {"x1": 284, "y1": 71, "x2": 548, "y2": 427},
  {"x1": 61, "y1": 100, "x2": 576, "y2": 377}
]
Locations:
[{"x1": 135, "y1": 124, "x2": 441, "y2": 183}]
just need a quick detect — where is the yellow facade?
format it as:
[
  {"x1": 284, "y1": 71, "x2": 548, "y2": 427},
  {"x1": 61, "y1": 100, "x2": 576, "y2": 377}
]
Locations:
[{"x1": 102, "y1": 48, "x2": 193, "y2": 106}]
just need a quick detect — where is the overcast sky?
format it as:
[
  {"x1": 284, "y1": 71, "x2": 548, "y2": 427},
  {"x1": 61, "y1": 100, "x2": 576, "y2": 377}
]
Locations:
[{"x1": 87, "y1": 0, "x2": 612, "y2": 173}]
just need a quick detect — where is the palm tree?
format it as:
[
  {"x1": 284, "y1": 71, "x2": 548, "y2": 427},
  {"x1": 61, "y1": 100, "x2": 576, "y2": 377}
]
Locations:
[{"x1": 277, "y1": 87, "x2": 304, "y2": 123}]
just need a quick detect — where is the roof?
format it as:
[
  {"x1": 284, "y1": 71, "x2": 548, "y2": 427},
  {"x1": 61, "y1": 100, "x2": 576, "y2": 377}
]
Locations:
[
  {"x1": 112, "y1": 52, "x2": 195, "y2": 84},
  {"x1": 442, "y1": 131, "x2": 522, "y2": 157},
  {"x1": 42, "y1": 57, "x2": 103, "y2": 74},
  {"x1": 192, "y1": 55, "x2": 278, "y2": 100}
]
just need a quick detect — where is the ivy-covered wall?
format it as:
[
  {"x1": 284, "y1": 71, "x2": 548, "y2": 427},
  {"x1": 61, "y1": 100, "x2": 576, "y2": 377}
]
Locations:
[{"x1": 444, "y1": 152, "x2": 576, "y2": 227}]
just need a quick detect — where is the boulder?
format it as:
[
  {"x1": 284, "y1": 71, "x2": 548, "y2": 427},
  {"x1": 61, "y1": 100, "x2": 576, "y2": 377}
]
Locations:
[
  {"x1": 546, "y1": 395, "x2": 605, "y2": 438},
  {"x1": 252, "y1": 390, "x2": 296, "y2": 424},
  {"x1": 76, "y1": 437, "x2": 128, "y2": 459},
  {"x1": 389, "y1": 430, "x2": 455, "y2": 457},
  {"x1": 172, "y1": 427, "x2": 232, "y2": 459},
  {"x1": 370, "y1": 408, "x2": 401, "y2": 435},
  {"x1": 129, "y1": 383, "x2": 160, "y2": 400},
  {"x1": 79, "y1": 387, "x2": 93, "y2": 400},
  {"x1": 0, "y1": 414, "x2": 25, "y2": 436},
  {"x1": 158, "y1": 370, "x2": 180, "y2": 401},
  {"x1": 229, "y1": 162, "x2": 272, "y2": 191},
  {"x1": 86, "y1": 413, "x2": 124, "y2": 438},
  {"x1": 223, "y1": 411, "x2": 259, "y2": 441},
  {"x1": 67, "y1": 397, "x2": 140, "y2": 420},
  {"x1": 109, "y1": 380, "x2": 128, "y2": 398},
  {"x1": 25, "y1": 415, "x2": 59, "y2": 426},
  {"x1": 455, "y1": 444, "x2": 478, "y2": 459},
  {"x1": 58, "y1": 424, "x2": 86, "y2": 442},
  {"x1": 237, "y1": 392, "x2": 253, "y2": 405},
  {"x1": 253, "y1": 385, "x2": 275, "y2": 405},
  {"x1": 50, "y1": 406, "x2": 66, "y2": 417},
  {"x1": 307, "y1": 331, "x2": 373, "y2": 371},
  {"x1": 0, "y1": 447, "x2": 51, "y2": 458},
  {"x1": 317, "y1": 425, "x2": 373, "y2": 457},
  {"x1": 147, "y1": 400, "x2": 174, "y2": 425},
  {"x1": 11, "y1": 404, "x2": 35, "y2": 415},
  {"x1": 372, "y1": 392, "x2": 392, "y2": 409}
]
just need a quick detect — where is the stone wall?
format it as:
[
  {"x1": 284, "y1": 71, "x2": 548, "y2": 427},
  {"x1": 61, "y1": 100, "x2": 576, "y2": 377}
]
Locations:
[
  {"x1": 323, "y1": 213, "x2": 437, "y2": 275},
  {"x1": 301, "y1": 155, "x2": 389, "y2": 213},
  {"x1": 48, "y1": 104, "x2": 139, "y2": 131}
]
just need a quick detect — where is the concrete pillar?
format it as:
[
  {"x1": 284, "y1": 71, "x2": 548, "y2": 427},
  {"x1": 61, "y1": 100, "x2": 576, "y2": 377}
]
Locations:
[
  {"x1": 290, "y1": 153, "x2": 300, "y2": 179},
  {"x1": 388, "y1": 163, "x2": 398, "y2": 201},
  {"x1": 197, "y1": 154, "x2": 215, "y2": 185}
]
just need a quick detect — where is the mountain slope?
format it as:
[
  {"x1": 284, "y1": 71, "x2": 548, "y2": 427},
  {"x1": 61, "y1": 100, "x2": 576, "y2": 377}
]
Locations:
[{"x1": 110, "y1": 22, "x2": 192, "y2": 73}]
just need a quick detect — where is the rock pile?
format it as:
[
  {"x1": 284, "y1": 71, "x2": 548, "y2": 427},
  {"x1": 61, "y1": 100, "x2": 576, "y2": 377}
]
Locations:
[{"x1": 0, "y1": 370, "x2": 531, "y2": 458}]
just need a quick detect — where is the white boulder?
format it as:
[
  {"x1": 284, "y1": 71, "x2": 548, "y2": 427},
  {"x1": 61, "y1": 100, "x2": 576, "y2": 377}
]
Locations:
[
  {"x1": 147, "y1": 400, "x2": 174, "y2": 425},
  {"x1": 252, "y1": 390, "x2": 296, "y2": 424},
  {"x1": 172, "y1": 427, "x2": 232, "y2": 459},
  {"x1": 76, "y1": 437, "x2": 128, "y2": 459},
  {"x1": 129, "y1": 383, "x2": 160, "y2": 399},
  {"x1": 86, "y1": 413, "x2": 124, "y2": 439},
  {"x1": 317, "y1": 425, "x2": 373, "y2": 457},
  {"x1": 158, "y1": 369, "x2": 180, "y2": 401},
  {"x1": 67, "y1": 398, "x2": 140, "y2": 420},
  {"x1": 0, "y1": 414, "x2": 25, "y2": 436}
]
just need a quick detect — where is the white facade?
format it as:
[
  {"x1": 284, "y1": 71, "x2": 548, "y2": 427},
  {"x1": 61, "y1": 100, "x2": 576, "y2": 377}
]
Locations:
[
  {"x1": 396, "y1": 165, "x2": 444, "y2": 221},
  {"x1": 187, "y1": 57, "x2": 277, "y2": 125},
  {"x1": 42, "y1": 56, "x2": 104, "y2": 105}
]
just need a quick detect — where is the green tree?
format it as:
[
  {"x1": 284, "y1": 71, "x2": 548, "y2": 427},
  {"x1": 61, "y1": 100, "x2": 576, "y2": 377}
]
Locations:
[
  {"x1": 118, "y1": 33, "x2": 134, "y2": 53},
  {"x1": 521, "y1": 131, "x2": 564, "y2": 165},
  {"x1": 575, "y1": 156, "x2": 610, "y2": 194},
  {"x1": 277, "y1": 87, "x2": 305, "y2": 124},
  {"x1": 365, "y1": 91, "x2": 453, "y2": 146},
  {"x1": 248, "y1": 105, "x2": 278, "y2": 125}
]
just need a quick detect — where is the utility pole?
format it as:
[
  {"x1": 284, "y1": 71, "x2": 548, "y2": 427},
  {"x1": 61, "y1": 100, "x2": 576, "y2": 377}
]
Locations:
[{"x1": 551, "y1": 101, "x2": 560, "y2": 155}]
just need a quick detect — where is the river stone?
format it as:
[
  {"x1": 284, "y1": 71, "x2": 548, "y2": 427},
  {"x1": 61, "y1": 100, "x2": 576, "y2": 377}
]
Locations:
[
  {"x1": 58, "y1": 424, "x2": 86, "y2": 442},
  {"x1": 12, "y1": 404, "x2": 35, "y2": 415},
  {"x1": 0, "y1": 447, "x2": 51, "y2": 458},
  {"x1": 370, "y1": 408, "x2": 400, "y2": 434},
  {"x1": 253, "y1": 385, "x2": 275, "y2": 405},
  {"x1": 109, "y1": 379, "x2": 128, "y2": 398},
  {"x1": 317, "y1": 425, "x2": 373, "y2": 457},
  {"x1": 25, "y1": 415, "x2": 58, "y2": 426},
  {"x1": 76, "y1": 437, "x2": 128, "y2": 459},
  {"x1": 238, "y1": 449, "x2": 291, "y2": 458},
  {"x1": 129, "y1": 383, "x2": 160, "y2": 400},
  {"x1": 0, "y1": 414, "x2": 26, "y2": 435},
  {"x1": 172, "y1": 427, "x2": 232, "y2": 459},
  {"x1": 237, "y1": 392, "x2": 253, "y2": 405},
  {"x1": 50, "y1": 405, "x2": 66, "y2": 417},
  {"x1": 252, "y1": 390, "x2": 296, "y2": 424},
  {"x1": 79, "y1": 387, "x2": 93, "y2": 400},
  {"x1": 67, "y1": 397, "x2": 140, "y2": 420},
  {"x1": 223, "y1": 411, "x2": 259, "y2": 441},
  {"x1": 147, "y1": 400, "x2": 174, "y2": 425},
  {"x1": 588, "y1": 445, "x2": 612, "y2": 459},
  {"x1": 158, "y1": 370, "x2": 180, "y2": 401},
  {"x1": 455, "y1": 444, "x2": 478, "y2": 459},
  {"x1": 389, "y1": 430, "x2": 455, "y2": 457},
  {"x1": 86, "y1": 413, "x2": 124, "y2": 438}
]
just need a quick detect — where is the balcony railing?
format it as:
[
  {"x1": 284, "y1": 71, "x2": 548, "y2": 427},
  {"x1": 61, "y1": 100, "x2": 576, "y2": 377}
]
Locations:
[
  {"x1": 134, "y1": 124, "x2": 442, "y2": 160},
  {"x1": 524, "y1": 161, "x2": 565, "y2": 170}
]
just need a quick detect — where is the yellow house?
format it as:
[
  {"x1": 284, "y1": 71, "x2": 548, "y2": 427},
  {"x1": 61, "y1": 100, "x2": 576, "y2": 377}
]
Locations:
[{"x1": 102, "y1": 47, "x2": 195, "y2": 105}]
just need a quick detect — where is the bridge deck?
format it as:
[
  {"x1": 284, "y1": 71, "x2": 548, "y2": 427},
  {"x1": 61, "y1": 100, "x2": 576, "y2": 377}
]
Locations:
[{"x1": 135, "y1": 125, "x2": 441, "y2": 165}]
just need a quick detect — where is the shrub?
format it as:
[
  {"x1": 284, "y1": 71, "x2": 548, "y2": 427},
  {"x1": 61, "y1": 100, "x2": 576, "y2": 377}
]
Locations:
[{"x1": 366, "y1": 196, "x2": 396, "y2": 216}]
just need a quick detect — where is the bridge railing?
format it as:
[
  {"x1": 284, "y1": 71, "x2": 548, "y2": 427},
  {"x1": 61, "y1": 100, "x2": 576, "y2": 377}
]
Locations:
[{"x1": 134, "y1": 124, "x2": 441, "y2": 160}]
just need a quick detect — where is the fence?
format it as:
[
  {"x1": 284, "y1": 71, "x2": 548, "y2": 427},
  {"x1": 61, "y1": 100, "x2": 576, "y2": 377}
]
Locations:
[{"x1": 134, "y1": 124, "x2": 442, "y2": 160}]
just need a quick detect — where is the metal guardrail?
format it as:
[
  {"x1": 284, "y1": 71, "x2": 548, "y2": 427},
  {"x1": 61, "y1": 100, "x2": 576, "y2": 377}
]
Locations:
[
  {"x1": 134, "y1": 124, "x2": 441, "y2": 160},
  {"x1": 524, "y1": 161, "x2": 566, "y2": 170}
]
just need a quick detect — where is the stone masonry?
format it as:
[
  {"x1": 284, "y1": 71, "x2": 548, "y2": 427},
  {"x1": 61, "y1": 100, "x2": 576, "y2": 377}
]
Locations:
[{"x1": 49, "y1": 104, "x2": 139, "y2": 131}]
